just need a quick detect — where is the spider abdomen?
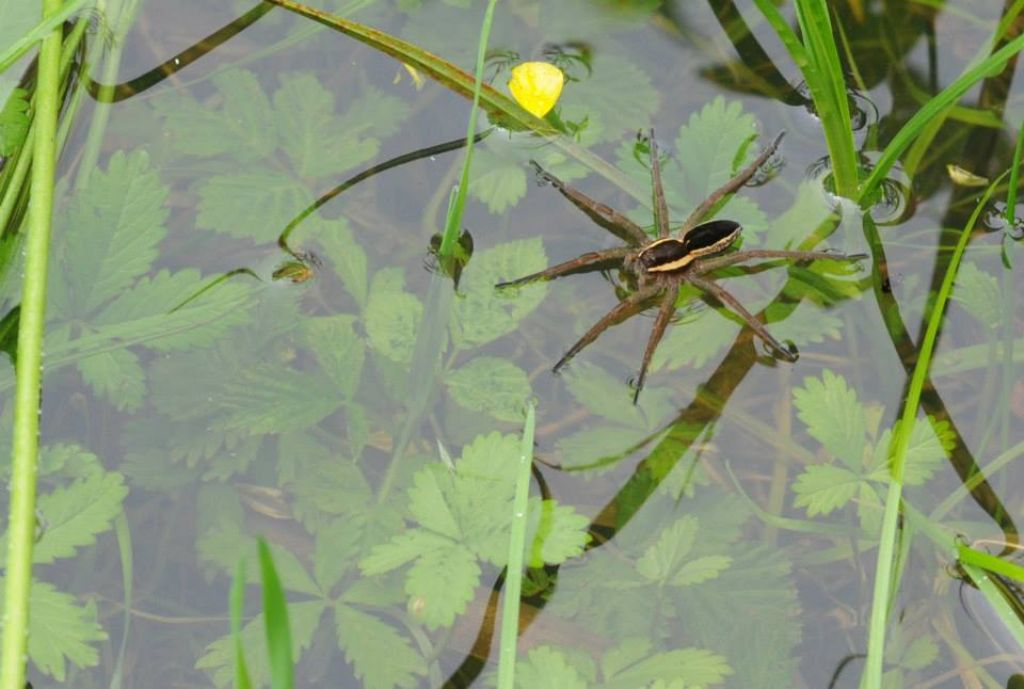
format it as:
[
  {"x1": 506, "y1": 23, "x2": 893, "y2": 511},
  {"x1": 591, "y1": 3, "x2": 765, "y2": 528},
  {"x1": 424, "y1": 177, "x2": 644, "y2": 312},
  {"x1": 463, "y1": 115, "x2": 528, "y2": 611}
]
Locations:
[{"x1": 639, "y1": 219, "x2": 742, "y2": 273}]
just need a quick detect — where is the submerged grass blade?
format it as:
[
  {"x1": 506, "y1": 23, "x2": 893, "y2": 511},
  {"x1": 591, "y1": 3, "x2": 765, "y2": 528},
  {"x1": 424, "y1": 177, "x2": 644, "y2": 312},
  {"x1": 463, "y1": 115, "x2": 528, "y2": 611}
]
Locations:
[
  {"x1": 862, "y1": 173, "x2": 1008, "y2": 689},
  {"x1": 0, "y1": 1, "x2": 63, "y2": 687},
  {"x1": 109, "y1": 514, "x2": 134, "y2": 689},
  {"x1": 792, "y1": 1, "x2": 859, "y2": 197},
  {"x1": 257, "y1": 539, "x2": 294, "y2": 689},
  {"x1": 231, "y1": 558, "x2": 253, "y2": 689},
  {"x1": 497, "y1": 402, "x2": 536, "y2": 689},
  {"x1": 0, "y1": 0, "x2": 91, "y2": 75},
  {"x1": 958, "y1": 558, "x2": 1024, "y2": 651},
  {"x1": 860, "y1": 34, "x2": 1024, "y2": 202},
  {"x1": 438, "y1": 0, "x2": 499, "y2": 258}
]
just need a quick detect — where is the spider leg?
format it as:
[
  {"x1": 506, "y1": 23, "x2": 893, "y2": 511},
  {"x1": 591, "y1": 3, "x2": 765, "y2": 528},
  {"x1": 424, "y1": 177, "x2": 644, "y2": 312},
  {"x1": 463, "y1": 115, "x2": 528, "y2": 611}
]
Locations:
[
  {"x1": 531, "y1": 161, "x2": 649, "y2": 246},
  {"x1": 678, "y1": 131, "x2": 786, "y2": 236},
  {"x1": 692, "y1": 249, "x2": 867, "y2": 275},
  {"x1": 633, "y1": 288, "x2": 677, "y2": 403},
  {"x1": 686, "y1": 273, "x2": 796, "y2": 361},
  {"x1": 648, "y1": 130, "x2": 671, "y2": 238},
  {"x1": 553, "y1": 284, "x2": 663, "y2": 373},
  {"x1": 496, "y1": 247, "x2": 632, "y2": 288}
]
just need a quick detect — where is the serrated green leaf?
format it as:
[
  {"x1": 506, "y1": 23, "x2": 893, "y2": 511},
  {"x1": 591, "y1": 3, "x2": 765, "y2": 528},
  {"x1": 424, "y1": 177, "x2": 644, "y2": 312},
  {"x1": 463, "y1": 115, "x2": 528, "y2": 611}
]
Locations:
[
  {"x1": 601, "y1": 638, "x2": 653, "y2": 681},
  {"x1": 603, "y1": 646, "x2": 732, "y2": 688},
  {"x1": 56, "y1": 150, "x2": 169, "y2": 314},
  {"x1": 554, "y1": 425, "x2": 650, "y2": 471},
  {"x1": 869, "y1": 416, "x2": 951, "y2": 486},
  {"x1": 76, "y1": 347, "x2": 146, "y2": 411},
  {"x1": 25, "y1": 581, "x2": 106, "y2": 680},
  {"x1": 364, "y1": 268, "x2": 423, "y2": 364},
  {"x1": 216, "y1": 364, "x2": 345, "y2": 434},
  {"x1": 156, "y1": 68, "x2": 276, "y2": 162},
  {"x1": 563, "y1": 362, "x2": 646, "y2": 426},
  {"x1": 650, "y1": 307, "x2": 738, "y2": 371},
  {"x1": 635, "y1": 515, "x2": 698, "y2": 583},
  {"x1": 793, "y1": 370, "x2": 867, "y2": 469},
  {"x1": 361, "y1": 531, "x2": 433, "y2": 575},
  {"x1": 278, "y1": 433, "x2": 371, "y2": 525},
  {"x1": 673, "y1": 96, "x2": 758, "y2": 206},
  {"x1": 792, "y1": 463, "x2": 863, "y2": 516},
  {"x1": 671, "y1": 555, "x2": 732, "y2": 586},
  {"x1": 525, "y1": 497, "x2": 591, "y2": 566},
  {"x1": 445, "y1": 356, "x2": 530, "y2": 421},
  {"x1": 515, "y1": 646, "x2": 589, "y2": 689},
  {"x1": 334, "y1": 603, "x2": 425, "y2": 689},
  {"x1": 303, "y1": 315, "x2": 365, "y2": 399},
  {"x1": 319, "y1": 218, "x2": 368, "y2": 308},
  {"x1": 953, "y1": 261, "x2": 1001, "y2": 330},
  {"x1": 407, "y1": 464, "x2": 462, "y2": 539},
  {"x1": 765, "y1": 302, "x2": 844, "y2": 346},
  {"x1": 451, "y1": 238, "x2": 547, "y2": 348},
  {"x1": 95, "y1": 269, "x2": 255, "y2": 351},
  {"x1": 0, "y1": 86, "x2": 28, "y2": 155},
  {"x1": 33, "y1": 471, "x2": 128, "y2": 564},
  {"x1": 276, "y1": 75, "x2": 408, "y2": 178},
  {"x1": 197, "y1": 169, "x2": 314, "y2": 243},
  {"x1": 469, "y1": 148, "x2": 528, "y2": 213},
  {"x1": 405, "y1": 544, "x2": 480, "y2": 629},
  {"x1": 560, "y1": 51, "x2": 659, "y2": 143}
]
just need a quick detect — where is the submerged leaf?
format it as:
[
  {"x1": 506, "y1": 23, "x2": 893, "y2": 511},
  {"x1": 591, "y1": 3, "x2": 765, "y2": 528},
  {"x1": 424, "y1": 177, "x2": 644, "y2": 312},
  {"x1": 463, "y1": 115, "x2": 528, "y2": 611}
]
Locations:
[
  {"x1": 445, "y1": 355, "x2": 531, "y2": 421},
  {"x1": 24, "y1": 582, "x2": 106, "y2": 680},
  {"x1": 334, "y1": 604, "x2": 425, "y2": 689}
]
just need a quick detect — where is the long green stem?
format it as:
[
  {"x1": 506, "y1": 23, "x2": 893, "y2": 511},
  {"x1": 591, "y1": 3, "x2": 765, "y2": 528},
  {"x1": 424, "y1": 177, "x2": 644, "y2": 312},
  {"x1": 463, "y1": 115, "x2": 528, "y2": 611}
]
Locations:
[
  {"x1": 497, "y1": 402, "x2": 535, "y2": 689},
  {"x1": 437, "y1": 0, "x2": 498, "y2": 258},
  {"x1": 0, "y1": 1, "x2": 63, "y2": 688},
  {"x1": 862, "y1": 173, "x2": 1007, "y2": 689}
]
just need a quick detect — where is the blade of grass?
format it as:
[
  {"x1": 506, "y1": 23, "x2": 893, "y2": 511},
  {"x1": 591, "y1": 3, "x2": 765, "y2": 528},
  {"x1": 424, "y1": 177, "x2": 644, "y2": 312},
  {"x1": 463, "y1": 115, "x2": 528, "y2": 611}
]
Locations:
[
  {"x1": 0, "y1": 1, "x2": 62, "y2": 687},
  {"x1": 958, "y1": 558, "x2": 1024, "y2": 650},
  {"x1": 860, "y1": 34, "x2": 1024, "y2": 202},
  {"x1": 497, "y1": 402, "x2": 536, "y2": 689},
  {"x1": 0, "y1": 0, "x2": 91, "y2": 75},
  {"x1": 231, "y1": 557, "x2": 253, "y2": 689},
  {"x1": 792, "y1": 0, "x2": 859, "y2": 197},
  {"x1": 862, "y1": 172, "x2": 1008, "y2": 689},
  {"x1": 257, "y1": 539, "x2": 293, "y2": 689},
  {"x1": 109, "y1": 514, "x2": 133, "y2": 689},
  {"x1": 437, "y1": 0, "x2": 498, "y2": 258},
  {"x1": 751, "y1": 0, "x2": 858, "y2": 197}
]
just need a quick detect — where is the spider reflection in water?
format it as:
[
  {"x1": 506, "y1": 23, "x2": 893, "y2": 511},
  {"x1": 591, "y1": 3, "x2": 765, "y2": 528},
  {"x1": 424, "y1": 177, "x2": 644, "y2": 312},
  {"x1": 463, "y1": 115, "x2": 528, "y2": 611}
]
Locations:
[{"x1": 497, "y1": 131, "x2": 866, "y2": 401}]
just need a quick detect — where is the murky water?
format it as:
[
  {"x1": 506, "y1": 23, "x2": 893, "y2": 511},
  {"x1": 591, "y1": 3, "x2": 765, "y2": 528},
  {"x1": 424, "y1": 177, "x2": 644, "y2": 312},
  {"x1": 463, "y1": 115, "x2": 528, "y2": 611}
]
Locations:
[{"x1": 2, "y1": 1, "x2": 1023, "y2": 687}]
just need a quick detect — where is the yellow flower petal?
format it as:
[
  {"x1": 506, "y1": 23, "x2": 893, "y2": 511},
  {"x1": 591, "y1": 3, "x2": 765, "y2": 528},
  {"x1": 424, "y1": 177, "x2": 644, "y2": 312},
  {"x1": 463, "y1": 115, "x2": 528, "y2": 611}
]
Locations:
[{"x1": 508, "y1": 62, "x2": 564, "y2": 118}]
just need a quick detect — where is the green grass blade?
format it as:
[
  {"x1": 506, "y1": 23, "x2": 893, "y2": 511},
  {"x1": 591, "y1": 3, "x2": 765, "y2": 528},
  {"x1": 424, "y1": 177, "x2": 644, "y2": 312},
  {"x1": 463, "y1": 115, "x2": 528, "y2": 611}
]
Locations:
[
  {"x1": 231, "y1": 557, "x2": 253, "y2": 689},
  {"x1": 792, "y1": 0, "x2": 859, "y2": 197},
  {"x1": 959, "y1": 545, "x2": 1024, "y2": 584},
  {"x1": 109, "y1": 514, "x2": 134, "y2": 689},
  {"x1": 257, "y1": 539, "x2": 294, "y2": 689},
  {"x1": 0, "y1": 0, "x2": 91, "y2": 75},
  {"x1": 958, "y1": 559, "x2": 1024, "y2": 651},
  {"x1": 862, "y1": 173, "x2": 1008, "y2": 689},
  {"x1": 438, "y1": 0, "x2": 498, "y2": 258},
  {"x1": 0, "y1": 1, "x2": 63, "y2": 687},
  {"x1": 497, "y1": 402, "x2": 536, "y2": 689},
  {"x1": 860, "y1": 34, "x2": 1024, "y2": 202}
]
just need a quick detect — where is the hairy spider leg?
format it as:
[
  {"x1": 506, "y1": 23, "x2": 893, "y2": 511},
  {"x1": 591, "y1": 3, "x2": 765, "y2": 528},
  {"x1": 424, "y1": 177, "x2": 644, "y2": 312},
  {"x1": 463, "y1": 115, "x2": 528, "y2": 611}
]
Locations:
[
  {"x1": 529, "y1": 161, "x2": 649, "y2": 246},
  {"x1": 677, "y1": 131, "x2": 786, "y2": 237},
  {"x1": 553, "y1": 284, "x2": 663, "y2": 373},
  {"x1": 495, "y1": 247, "x2": 632, "y2": 288},
  {"x1": 692, "y1": 249, "x2": 867, "y2": 275},
  {"x1": 633, "y1": 290, "x2": 677, "y2": 403},
  {"x1": 685, "y1": 273, "x2": 796, "y2": 361},
  {"x1": 648, "y1": 130, "x2": 671, "y2": 239}
]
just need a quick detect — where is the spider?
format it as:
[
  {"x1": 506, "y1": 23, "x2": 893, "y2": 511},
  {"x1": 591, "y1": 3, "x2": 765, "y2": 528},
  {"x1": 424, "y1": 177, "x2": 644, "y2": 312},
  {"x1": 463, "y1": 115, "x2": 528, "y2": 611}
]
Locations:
[{"x1": 497, "y1": 130, "x2": 866, "y2": 401}]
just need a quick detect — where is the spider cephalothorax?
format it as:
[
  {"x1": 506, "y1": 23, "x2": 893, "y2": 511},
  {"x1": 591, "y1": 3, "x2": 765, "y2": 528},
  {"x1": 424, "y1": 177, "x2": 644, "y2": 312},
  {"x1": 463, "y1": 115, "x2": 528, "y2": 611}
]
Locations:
[{"x1": 499, "y1": 130, "x2": 865, "y2": 401}]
